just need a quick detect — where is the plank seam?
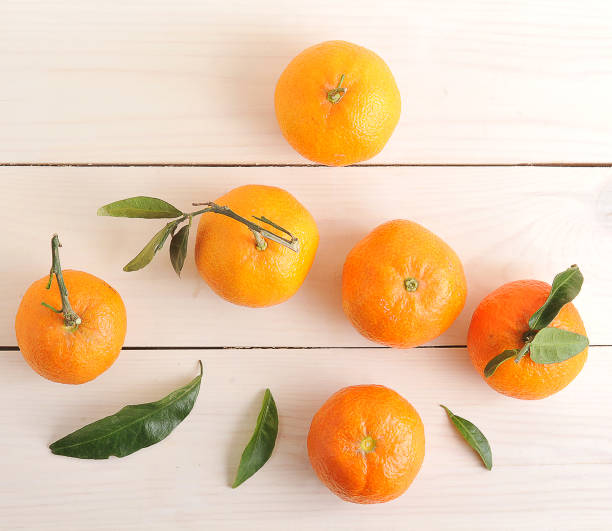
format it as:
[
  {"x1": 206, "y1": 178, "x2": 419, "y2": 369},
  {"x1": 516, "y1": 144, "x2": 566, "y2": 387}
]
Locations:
[
  {"x1": 1, "y1": 162, "x2": 612, "y2": 168},
  {"x1": 1, "y1": 344, "x2": 610, "y2": 351}
]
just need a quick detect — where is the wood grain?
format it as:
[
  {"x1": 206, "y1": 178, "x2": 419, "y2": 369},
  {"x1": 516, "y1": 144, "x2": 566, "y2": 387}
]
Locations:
[
  {"x1": 0, "y1": 347, "x2": 610, "y2": 530},
  {"x1": 2, "y1": 0, "x2": 612, "y2": 164},
  {"x1": 1, "y1": 167, "x2": 610, "y2": 347}
]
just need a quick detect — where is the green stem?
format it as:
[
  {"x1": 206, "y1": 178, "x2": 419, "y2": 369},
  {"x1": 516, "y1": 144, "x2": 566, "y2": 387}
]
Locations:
[
  {"x1": 43, "y1": 234, "x2": 82, "y2": 329},
  {"x1": 190, "y1": 202, "x2": 299, "y2": 253},
  {"x1": 327, "y1": 74, "x2": 347, "y2": 104}
]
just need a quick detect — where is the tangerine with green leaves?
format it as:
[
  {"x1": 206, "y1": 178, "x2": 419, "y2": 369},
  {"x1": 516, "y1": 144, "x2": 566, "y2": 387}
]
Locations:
[
  {"x1": 342, "y1": 220, "x2": 467, "y2": 348},
  {"x1": 307, "y1": 384, "x2": 425, "y2": 504},
  {"x1": 195, "y1": 185, "x2": 319, "y2": 307},
  {"x1": 274, "y1": 40, "x2": 401, "y2": 166},
  {"x1": 468, "y1": 278, "x2": 588, "y2": 400},
  {"x1": 15, "y1": 235, "x2": 127, "y2": 384}
]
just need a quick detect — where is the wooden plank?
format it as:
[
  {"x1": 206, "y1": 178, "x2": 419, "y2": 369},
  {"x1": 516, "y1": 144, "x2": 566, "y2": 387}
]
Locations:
[
  {"x1": 2, "y1": 1, "x2": 612, "y2": 164},
  {"x1": 2, "y1": 166, "x2": 611, "y2": 347},
  {"x1": 0, "y1": 347, "x2": 610, "y2": 530}
]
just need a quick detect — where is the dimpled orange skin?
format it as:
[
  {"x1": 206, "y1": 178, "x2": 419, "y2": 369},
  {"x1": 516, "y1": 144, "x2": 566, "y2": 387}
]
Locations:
[
  {"x1": 195, "y1": 185, "x2": 319, "y2": 307},
  {"x1": 468, "y1": 280, "x2": 588, "y2": 400},
  {"x1": 342, "y1": 220, "x2": 467, "y2": 348},
  {"x1": 307, "y1": 385, "x2": 425, "y2": 504},
  {"x1": 274, "y1": 40, "x2": 401, "y2": 166},
  {"x1": 15, "y1": 271, "x2": 127, "y2": 384}
]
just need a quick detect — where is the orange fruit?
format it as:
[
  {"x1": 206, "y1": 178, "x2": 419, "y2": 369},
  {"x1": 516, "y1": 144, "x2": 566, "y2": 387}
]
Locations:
[
  {"x1": 468, "y1": 280, "x2": 588, "y2": 400},
  {"x1": 15, "y1": 250, "x2": 127, "y2": 384},
  {"x1": 274, "y1": 40, "x2": 401, "y2": 166},
  {"x1": 195, "y1": 184, "x2": 319, "y2": 307},
  {"x1": 307, "y1": 384, "x2": 425, "y2": 504},
  {"x1": 342, "y1": 220, "x2": 467, "y2": 348}
]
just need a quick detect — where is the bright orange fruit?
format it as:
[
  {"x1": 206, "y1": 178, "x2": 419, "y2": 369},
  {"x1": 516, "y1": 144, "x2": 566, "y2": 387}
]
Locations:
[
  {"x1": 15, "y1": 268, "x2": 127, "y2": 384},
  {"x1": 195, "y1": 185, "x2": 319, "y2": 307},
  {"x1": 275, "y1": 40, "x2": 401, "y2": 166},
  {"x1": 468, "y1": 280, "x2": 587, "y2": 399},
  {"x1": 342, "y1": 220, "x2": 467, "y2": 348},
  {"x1": 307, "y1": 384, "x2": 425, "y2": 504}
]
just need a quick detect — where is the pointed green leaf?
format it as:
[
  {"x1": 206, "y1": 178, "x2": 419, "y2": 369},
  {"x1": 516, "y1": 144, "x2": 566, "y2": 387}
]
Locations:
[
  {"x1": 232, "y1": 389, "x2": 278, "y2": 488},
  {"x1": 123, "y1": 221, "x2": 178, "y2": 272},
  {"x1": 484, "y1": 349, "x2": 517, "y2": 378},
  {"x1": 170, "y1": 223, "x2": 190, "y2": 278},
  {"x1": 441, "y1": 405, "x2": 492, "y2": 470},
  {"x1": 529, "y1": 327, "x2": 589, "y2": 364},
  {"x1": 528, "y1": 265, "x2": 584, "y2": 331},
  {"x1": 50, "y1": 361, "x2": 203, "y2": 459},
  {"x1": 98, "y1": 196, "x2": 183, "y2": 219}
]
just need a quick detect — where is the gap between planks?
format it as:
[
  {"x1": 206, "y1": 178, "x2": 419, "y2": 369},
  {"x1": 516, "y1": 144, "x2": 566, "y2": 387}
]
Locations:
[
  {"x1": 1, "y1": 345, "x2": 610, "y2": 351},
  {"x1": 1, "y1": 162, "x2": 612, "y2": 168}
]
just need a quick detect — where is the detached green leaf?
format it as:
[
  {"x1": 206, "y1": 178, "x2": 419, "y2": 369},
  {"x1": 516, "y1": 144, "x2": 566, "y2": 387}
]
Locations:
[
  {"x1": 232, "y1": 389, "x2": 278, "y2": 488},
  {"x1": 529, "y1": 327, "x2": 589, "y2": 364},
  {"x1": 50, "y1": 361, "x2": 203, "y2": 459},
  {"x1": 484, "y1": 349, "x2": 517, "y2": 378},
  {"x1": 98, "y1": 196, "x2": 183, "y2": 219},
  {"x1": 441, "y1": 405, "x2": 492, "y2": 470},
  {"x1": 170, "y1": 222, "x2": 190, "y2": 277},
  {"x1": 124, "y1": 220, "x2": 178, "y2": 272},
  {"x1": 528, "y1": 265, "x2": 584, "y2": 331}
]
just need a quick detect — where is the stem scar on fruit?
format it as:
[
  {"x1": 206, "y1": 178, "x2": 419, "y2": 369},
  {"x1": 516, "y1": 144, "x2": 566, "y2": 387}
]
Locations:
[
  {"x1": 41, "y1": 234, "x2": 82, "y2": 329},
  {"x1": 327, "y1": 74, "x2": 347, "y2": 104},
  {"x1": 360, "y1": 435, "x2": 377, "y2": 453},
  {"x1": 404, "y1": 277, "x2": 419, "y2": 292}
]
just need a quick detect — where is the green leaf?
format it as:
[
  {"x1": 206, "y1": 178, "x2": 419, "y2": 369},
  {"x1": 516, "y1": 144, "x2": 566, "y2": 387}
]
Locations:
[
  {"x1": 98, "y1": 196, "x2": 183, "y2": 219},
  {"x1": 50, "y1": 361, "x2": 203, "y2": 459},
  {"x1": 528, "y1": 265, "x2": 584, "y2": 331},
  {"x1": 484, "y1": 349, "x2": 517, "y2": 378},
  {"x1": 529, "y1": 327, "x2": 589, "y2": 364},
  {"x1": 441, "y1": 405, "x2": 492, "y2": 470},
  {"x1": 232, "y1": 389, "x2": 278, "y2": 488},
  {"x1": 169, "y1": 222, "x2": 190, "y2": 278},
  {"x1": 123, "y1": 220, "x2": 178, "y2": 272}
]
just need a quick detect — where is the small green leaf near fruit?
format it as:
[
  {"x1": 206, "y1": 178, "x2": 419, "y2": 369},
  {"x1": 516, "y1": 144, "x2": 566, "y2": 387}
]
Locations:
[
  {"x1": 169, "y1": 220, "x2": 191, "y2": 277},
  {"x1": 529, "y1": 327, "x2": 589, "y2": 364},
  {"x1": 441, "y1": 405, "x2": 492, "y2": 470},
  {"x1": 123, "y1": 220, "x2": 179, "y2": 272},
  {"x1": 528, "y1": 265, "x2": 584, "y2": 331},
  {"x1": 483, "y1": 350, "x2": 517, "y2": 378},
  {"x1": 97, "y1": 196, "x2": 184, "y2": 219},
  {"x1": 50, "y1": 361, "x2": 203, "y2": 459},
  {"x1": 232, "y1": 389, "x2": 279, "y2": 488}
]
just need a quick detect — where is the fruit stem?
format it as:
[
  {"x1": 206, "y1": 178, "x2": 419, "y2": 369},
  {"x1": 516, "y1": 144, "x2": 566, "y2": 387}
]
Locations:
[
  {"x1": 43, "y1": 234, "x2": 82, "y2": 329},
  {"x1": 190, "y1": 202, "x2": 299, "y2": 253},
  {"x1": 327, "y1": 74, "x2": 347, "y2": 104}
]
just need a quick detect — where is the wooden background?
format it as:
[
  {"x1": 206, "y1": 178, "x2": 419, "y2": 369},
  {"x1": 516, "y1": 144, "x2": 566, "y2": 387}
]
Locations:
[{"x1": 1, "y1": 1, "x2": 611, "y2": 529}]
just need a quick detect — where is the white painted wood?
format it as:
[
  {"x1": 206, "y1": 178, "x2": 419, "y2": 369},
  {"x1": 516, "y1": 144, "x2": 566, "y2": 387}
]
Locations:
[
  {"x1": 1, "y1": 167, "x2": 610, "y2": 347},
  {"x1": 2, "y1": 1, "x2": 612, "y2": 164},
  {"x1": 0, "y1": 347, "x2": 610, "y2": 530}
]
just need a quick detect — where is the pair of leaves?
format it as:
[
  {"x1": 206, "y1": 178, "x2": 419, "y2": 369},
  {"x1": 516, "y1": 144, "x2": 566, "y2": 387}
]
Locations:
[
  {"x1": 98, "y1": 196, "x2": 191, "y2": 277},
  {"x1": 441, "y1": 405, "x2": 492, "y2": 470},
  {"x1": 485, "y1": 266, "x2": 588, "y2": 377},
  {"x1": 233, "y1": 389, "x2": 279, "y2": 488},
  {"x1": 50, "y1": 362, "x2": 203, "y2": 459}
]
